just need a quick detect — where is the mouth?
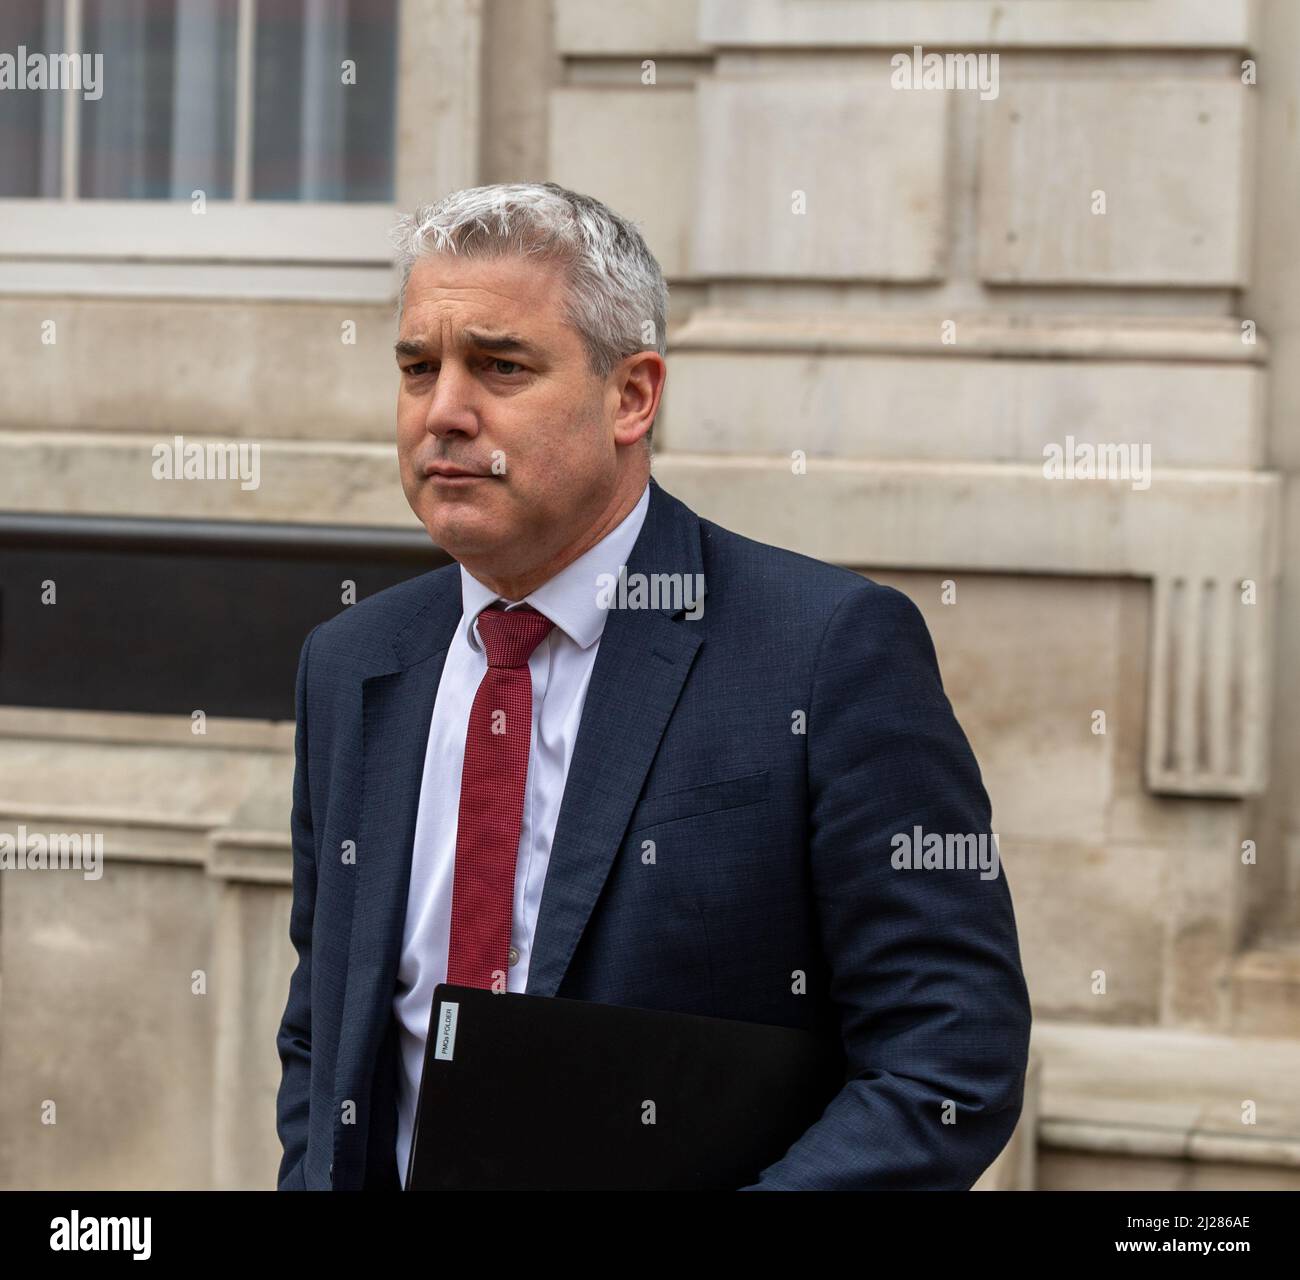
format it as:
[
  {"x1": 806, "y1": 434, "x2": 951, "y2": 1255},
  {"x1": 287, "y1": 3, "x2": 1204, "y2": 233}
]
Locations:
[{"x1": 424, "y1": 464, "x2": 493, "y2": 483}]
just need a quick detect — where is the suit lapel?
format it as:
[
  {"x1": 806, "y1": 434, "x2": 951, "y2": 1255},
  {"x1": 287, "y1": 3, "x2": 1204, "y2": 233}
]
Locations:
[
  {"x1": 334, "y1": 567, "x2": 460, "y2": 1174},
  {"x1": 526, "y1": 477, "x2": 708, "y2": 996}
]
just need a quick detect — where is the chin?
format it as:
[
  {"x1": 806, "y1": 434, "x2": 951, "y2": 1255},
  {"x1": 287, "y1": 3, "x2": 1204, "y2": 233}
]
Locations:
[{"x1": 423, "y1": 506, "x2": 494, "y2": 557}]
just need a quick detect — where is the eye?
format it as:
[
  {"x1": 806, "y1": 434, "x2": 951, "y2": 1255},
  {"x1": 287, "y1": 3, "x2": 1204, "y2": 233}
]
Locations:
[
  {"x1": 403, "y1": 361, "x2": 432, "y2": 377},
  {"x1": 488, "y1": 358, "x2": 524, "y2": 376}
]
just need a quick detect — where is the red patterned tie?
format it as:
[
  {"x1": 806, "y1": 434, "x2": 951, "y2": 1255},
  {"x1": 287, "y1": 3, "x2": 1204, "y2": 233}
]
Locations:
[{"x1": 446, "y1": 601, "x2": 556, "y2": 990}]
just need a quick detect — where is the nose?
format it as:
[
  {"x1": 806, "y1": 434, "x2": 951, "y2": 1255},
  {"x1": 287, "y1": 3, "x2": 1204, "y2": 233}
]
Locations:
[{"x1": 421, "y1": 359, "x2": 482, "y2": 442}]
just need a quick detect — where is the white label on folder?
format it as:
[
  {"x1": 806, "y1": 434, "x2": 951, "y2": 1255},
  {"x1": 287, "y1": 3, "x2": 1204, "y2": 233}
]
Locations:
[{"x1": 434, "y1": 1001, "x2": 459, "y2": 1061}]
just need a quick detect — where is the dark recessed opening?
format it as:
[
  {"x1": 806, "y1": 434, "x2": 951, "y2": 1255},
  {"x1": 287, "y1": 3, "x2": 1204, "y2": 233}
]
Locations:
[{"x1": 0, "y1": 514, "x2": 449, "y2": 720}]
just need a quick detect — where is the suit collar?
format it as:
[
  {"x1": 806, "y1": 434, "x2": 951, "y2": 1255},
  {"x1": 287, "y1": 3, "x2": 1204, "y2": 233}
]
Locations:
[{"x1": 372, "y1": 474, "x2": 700, "y2": 676}]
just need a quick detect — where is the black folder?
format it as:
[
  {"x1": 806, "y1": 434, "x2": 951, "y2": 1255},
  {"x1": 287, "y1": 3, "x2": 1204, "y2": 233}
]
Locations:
[{"x1": 405, "y1": 983, "x2": 846, "y2": 1190}]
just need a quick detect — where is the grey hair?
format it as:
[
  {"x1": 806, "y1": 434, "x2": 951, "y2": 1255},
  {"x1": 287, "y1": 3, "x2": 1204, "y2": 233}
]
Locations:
[{"x1": 389, "y1": 182, "x2": 669, "y2": 448}]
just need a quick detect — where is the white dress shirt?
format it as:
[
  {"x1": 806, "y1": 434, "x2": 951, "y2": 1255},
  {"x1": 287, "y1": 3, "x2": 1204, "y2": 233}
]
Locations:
[{"x1": 393, "y1": 479, "x2": 651, "y2": 1182}]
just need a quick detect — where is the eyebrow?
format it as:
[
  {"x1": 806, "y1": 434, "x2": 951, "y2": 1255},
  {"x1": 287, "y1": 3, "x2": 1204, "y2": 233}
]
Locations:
[{"x1": 394, "y1": 329, "x2": 546, "y2": 362}]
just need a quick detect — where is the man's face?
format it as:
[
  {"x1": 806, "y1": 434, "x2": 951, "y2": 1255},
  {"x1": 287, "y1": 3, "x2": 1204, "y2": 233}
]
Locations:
[{"x1": 395, "y1": 252, "x2": 635, "y2": 576}]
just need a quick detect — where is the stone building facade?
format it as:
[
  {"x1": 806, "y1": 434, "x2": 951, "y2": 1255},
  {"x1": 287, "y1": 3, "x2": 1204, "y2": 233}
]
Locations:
[{"x1": 0, "y1": 0, "x2": 1296, "y2": 1189}]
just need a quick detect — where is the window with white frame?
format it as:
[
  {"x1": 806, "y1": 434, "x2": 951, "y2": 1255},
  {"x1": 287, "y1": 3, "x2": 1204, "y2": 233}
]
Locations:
[{"x1": 0, "y1": 0, "x2": 400, "y2": 269}]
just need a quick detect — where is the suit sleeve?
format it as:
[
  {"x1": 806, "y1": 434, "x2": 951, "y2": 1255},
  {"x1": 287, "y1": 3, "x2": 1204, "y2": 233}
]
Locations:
[
  {"x1": 739, "y1": 584, "x2": 1032, "y2": 1190},
  {"x1": 274, "y1": 624, "x2": 321, "y2": 1190}
]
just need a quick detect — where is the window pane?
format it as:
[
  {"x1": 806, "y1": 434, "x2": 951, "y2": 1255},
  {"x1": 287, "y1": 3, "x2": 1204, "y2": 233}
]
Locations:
[
  {"x1": 0, "y1": 0, "x2": 65, "y2": 197},
  {"x1": 80, "y1": 0, "x2": 239, "y2": 199},
  {"x1": 252, "y1": 0, "x2": 397, "y2": 202},
  {"x1": 2, "y1": 0, "x2": 396, "y2": 203}
]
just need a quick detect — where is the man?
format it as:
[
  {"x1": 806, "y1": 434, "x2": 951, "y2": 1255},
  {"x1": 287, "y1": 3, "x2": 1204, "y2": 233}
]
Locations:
[{"x1": 275, "y1": 181, "x2": 1031, "y2": 1191}]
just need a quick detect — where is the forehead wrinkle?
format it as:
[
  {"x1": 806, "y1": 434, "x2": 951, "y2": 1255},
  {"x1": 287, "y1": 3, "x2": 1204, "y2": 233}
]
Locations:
[
  {"x1": 400, "y1": 290, "x2": 532, "y2": 341},
  {"x1": 394, "y1": 325, "x2": 547, "y2": 361}
]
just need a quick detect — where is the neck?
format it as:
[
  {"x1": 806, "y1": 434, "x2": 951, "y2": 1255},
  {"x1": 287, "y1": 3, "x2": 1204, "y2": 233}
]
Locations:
[{"x1": 467, "y1": 472, "x2": 649, "y2": 601}]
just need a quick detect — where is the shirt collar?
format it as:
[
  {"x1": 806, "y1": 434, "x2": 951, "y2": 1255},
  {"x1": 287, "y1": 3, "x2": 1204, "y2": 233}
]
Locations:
[{"x1": 459, "y1": 479, "x2": 651, "y2": 654}]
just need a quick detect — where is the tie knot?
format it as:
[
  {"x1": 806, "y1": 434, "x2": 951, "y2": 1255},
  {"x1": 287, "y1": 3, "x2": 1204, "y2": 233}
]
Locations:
[{"x1": 475, "y1": 602, "x2": 555, "y2": 669}]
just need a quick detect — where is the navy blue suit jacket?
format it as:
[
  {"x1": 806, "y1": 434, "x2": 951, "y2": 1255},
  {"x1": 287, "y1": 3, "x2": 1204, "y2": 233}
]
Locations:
[{"x1": 275, "y1": 474, "x2": 1032, "y2": 1190}]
